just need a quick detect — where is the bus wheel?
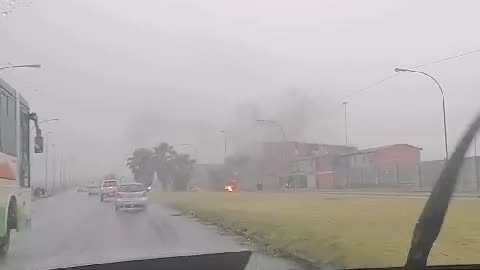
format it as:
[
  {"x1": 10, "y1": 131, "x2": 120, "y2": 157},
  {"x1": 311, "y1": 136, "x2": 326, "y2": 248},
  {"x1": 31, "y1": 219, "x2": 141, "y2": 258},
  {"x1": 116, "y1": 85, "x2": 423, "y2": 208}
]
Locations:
[
  {"x1": 0, "y1": 202, "x2": 15, "y2": 257},
  {"x1": 0, "y1": 227, "x2": 10, "y2": 257}
]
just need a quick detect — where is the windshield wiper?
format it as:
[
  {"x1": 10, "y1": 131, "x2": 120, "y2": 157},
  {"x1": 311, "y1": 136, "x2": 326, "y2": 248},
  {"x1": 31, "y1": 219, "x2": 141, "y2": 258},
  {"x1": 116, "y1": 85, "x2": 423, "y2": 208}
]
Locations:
[{"x1": 405, "y1": 112, "x2": 480, "y2": 270}]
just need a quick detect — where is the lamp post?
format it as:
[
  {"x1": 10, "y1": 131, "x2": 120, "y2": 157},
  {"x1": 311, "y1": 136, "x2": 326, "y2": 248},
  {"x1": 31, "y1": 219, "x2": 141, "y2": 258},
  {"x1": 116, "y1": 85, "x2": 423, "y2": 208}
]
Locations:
[
  {"x1": 220, "y1": 130, "x2": 227, "y2": 162},
  {"x1": 31, "y1": 118, "x2": 60, "y2": 132},
  {"x1": 256, "y1": 119, "x2": 288, "y2": 188},
  {"x1": 394, "y1": 68, "x2": 448, "y2": 160},
  {"x1": 475, "y1": 135, "x2": 479, "y2": 191},
  {"x1": 45, "y1": 132, "x2": 53, "y2": 190},
  {"x1": 342, "y1": 101, "x2": 348, "y2": 145},
  {"x1": 0, "y1": 64, "x2": 41, "y2": 71},
  {"x1": 256, "y1": 119, "x2": 287, "y2": 142}
]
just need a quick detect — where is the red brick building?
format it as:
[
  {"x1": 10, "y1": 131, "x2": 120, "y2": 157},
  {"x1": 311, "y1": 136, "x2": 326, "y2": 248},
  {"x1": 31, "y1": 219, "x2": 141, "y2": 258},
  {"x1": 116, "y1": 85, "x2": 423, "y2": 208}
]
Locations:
[
  {"x1": 288, "y1": 144, "x2": 422, "y2": 190},
  {"x1": 283, "y1": 143, "x2": 357, "y2": 189},
  {"x1": 239, "y1": 141, "x2": 357, "y2": 190},
  {"x1": 338, "y1": 144, "x2": 422, "y2": 169}
]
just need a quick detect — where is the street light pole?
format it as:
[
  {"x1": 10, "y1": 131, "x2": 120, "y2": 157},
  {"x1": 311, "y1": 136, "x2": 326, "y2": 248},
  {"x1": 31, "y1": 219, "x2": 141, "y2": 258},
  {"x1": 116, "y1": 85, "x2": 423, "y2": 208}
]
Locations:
[
  {"x1": 256, "y1": 119, "x2": 287, "y2": 142},
  {"x1": 0, "y1": 64, "x2": 41, "y2": 71},
  {"x1": 475, "y1": 135, "x2": 478, "y2": 191},
  {"x1": 395, "y1": 68, "x2": 449, "y2": 160},
  {"x1": 256, "y1": 119, "x2": 288, "y2": 188},
  {"x1": 342, "y1": 101, "x2": 348, "y2": 145},
  {"x1": 52, "y1": 143, "x2": 56, "y2": 192},
  {"x1": 45, "y1": 132, "x2": 53, "y2": 190},
  {"x1": 31, "y1": 118, "x2": 60, "y2": 132},
  {"x1": 220, "y1": 130, "x2": 227, "y2": 162}
]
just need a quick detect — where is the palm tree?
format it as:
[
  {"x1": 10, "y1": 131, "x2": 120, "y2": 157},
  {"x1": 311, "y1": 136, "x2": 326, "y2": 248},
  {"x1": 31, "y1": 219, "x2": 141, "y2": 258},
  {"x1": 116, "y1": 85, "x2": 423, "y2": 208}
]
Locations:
[
  {"x1": 126, "y1": 148, "x2": 155, "y2": 187},
  {"x1": 171, "y1": 153, "x2": 196, "y2": 191},
  {"x1": 127, "y1": 143, "x2": 196, "y2": 191},
  {"x1": 152, "y1": 142, "x2": 177, "y2": 190}
]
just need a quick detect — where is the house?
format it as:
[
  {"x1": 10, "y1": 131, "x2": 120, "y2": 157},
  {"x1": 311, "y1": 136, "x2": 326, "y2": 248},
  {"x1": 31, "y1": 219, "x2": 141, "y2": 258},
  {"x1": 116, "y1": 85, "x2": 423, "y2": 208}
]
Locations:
[
  {"x1": 332, "y1": 144, "x2": 423, "y2": 188},
  {"x1": 287, "y1": 144, "x2": 422, "y2": 189},
  {"x1": 229, "y1": 141, "x2": 357, "y2": 190},
  {"x1": 338, "y1": 144, "x2": 422, "y2": 169},
  {"x1": 286, "y1": 144, "x2": 357, "y2": 189}
]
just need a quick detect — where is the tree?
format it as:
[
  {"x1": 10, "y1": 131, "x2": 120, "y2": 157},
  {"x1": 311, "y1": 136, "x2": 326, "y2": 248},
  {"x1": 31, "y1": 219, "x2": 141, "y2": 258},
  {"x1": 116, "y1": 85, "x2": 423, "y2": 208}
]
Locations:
[
  {"x1": 127, "y1": 143, "x2": 196, "y2": 191},
  {"x1": 126, "y1": 148, "x2": 155, "y2": 187},
  {"x1": 153, "y1": 142, "x2": 177, "y2": 190},
  {"x1": 170, "y1": 153, "x2": 196, "y2": 191}
]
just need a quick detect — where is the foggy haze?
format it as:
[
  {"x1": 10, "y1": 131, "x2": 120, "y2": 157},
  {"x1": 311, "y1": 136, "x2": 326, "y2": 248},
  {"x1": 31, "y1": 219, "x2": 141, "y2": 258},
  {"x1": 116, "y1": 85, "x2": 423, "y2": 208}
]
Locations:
[{"x1": 1, "y1": 0, "x2": 480, "y2": 184}]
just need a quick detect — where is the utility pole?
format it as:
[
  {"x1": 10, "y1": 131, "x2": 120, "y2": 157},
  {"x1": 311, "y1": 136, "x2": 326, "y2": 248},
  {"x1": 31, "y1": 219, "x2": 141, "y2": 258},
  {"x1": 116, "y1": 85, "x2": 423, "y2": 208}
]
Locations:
[
  {"x1": 342, "y1": 101, "x2": 348, "y2": 145},
  {"x1": 395, "y1": 68, "x2": 448, "y2": 160},
  {"x1": 52, "y1": 144, "x2": 56, "y2": 192},
  {"x1": 44, "y1": 132, "x2": 53, "y2": 191},
  {"x1": 256, "y1": 119, "x2": 288, "y2": 187},
  {"x1": 60, "y1": 154, "x2": 64, "y2": 189},
  {"x1": 475, "y1": 135, "x2": 478, "y2": 191},
  {"x1": 220, "y1": 131, "x2": 227, "y2": 162}
]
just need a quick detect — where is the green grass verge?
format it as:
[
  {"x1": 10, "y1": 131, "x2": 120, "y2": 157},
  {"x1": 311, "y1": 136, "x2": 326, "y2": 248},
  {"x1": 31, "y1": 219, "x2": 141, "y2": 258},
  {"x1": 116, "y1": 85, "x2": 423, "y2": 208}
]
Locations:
[{"x1": 154, "y1": 192, "x2": 480, "y2": 268}]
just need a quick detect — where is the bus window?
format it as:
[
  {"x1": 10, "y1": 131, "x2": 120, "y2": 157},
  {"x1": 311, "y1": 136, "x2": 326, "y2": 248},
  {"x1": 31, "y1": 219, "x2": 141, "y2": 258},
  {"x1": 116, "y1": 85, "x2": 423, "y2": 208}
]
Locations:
[
  {"x1": 0, "y1": 93, "x2": 7, "y2": 154},
  {"x1": 8, "y1": 96, "x2": 17, "y2": 155},
  {"x1": 20, "y1": 109, "x2": 30, "y2": 187}
]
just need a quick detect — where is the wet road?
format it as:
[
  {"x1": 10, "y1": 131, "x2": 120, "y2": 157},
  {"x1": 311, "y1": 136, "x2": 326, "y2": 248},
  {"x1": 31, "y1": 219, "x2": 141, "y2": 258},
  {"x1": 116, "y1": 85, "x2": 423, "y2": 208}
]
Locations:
[{"x1": 2, "y1": 191, "x2": 301, "y2": 270}]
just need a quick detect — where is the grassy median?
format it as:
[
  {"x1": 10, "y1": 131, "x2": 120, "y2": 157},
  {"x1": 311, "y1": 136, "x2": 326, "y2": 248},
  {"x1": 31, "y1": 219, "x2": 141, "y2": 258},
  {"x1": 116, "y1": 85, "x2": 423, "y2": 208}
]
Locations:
[{"x1": 154, "y1": 192, "x2": 480, "y2": 268}]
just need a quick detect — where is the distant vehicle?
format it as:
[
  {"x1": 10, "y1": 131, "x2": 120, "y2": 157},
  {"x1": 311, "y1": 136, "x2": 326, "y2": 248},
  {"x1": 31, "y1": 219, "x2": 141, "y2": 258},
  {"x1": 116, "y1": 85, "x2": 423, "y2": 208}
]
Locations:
[
  {"x1": 114, "y1": 183, "x2": 149, "y2": 211},
  {"x1": 87, "y1": 184, "x2": 100, "y2": 195},
  {"x1": 100, "y1": 180, "x2": 119, "y2": 201},
  {"x1": 77, "y1": 186, "x2": 87, "y2": 192}
]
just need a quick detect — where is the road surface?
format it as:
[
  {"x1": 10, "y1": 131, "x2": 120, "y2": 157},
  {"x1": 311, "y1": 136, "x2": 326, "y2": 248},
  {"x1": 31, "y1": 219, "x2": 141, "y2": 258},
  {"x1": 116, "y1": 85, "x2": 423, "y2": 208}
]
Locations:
[{"x1": 1, "y1": 191, "x2": 302, "y2": 270}]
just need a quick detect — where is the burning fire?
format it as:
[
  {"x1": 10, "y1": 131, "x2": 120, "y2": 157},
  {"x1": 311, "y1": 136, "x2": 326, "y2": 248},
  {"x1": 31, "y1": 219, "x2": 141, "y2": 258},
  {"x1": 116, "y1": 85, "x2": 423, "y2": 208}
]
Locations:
[{"x1": 224, "y1": 185, "x2": 233, "y2": 192}]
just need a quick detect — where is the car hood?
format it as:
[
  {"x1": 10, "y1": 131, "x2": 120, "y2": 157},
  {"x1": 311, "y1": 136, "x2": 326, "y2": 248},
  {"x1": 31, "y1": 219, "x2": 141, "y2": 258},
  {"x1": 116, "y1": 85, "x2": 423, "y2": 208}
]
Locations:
[{"x1": 46, "y1": 251, "x2": 251, "y2": 270}]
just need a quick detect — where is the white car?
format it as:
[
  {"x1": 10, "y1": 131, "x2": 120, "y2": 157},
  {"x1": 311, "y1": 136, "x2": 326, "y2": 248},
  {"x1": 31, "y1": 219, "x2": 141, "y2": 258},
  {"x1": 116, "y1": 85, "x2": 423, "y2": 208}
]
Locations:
[
  {"x1": 87, "y1": 184, "x2": 100, "y2": 195},
  {"x1": 100, "y1": 180, "x2": 119, "y2": 201},
  {"x1": 114, "y1": 183, "x2": 149, "y2": 211}
]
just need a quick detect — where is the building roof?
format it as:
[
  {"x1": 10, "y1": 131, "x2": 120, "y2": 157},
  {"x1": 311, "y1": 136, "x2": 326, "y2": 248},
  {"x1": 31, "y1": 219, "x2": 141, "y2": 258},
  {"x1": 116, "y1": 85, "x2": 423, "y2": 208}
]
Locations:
[
  {"x1": 261, "y1": 141, "x2": 356, "y2": 148},
  {"x1": 341, "y1": 144, "x2": 422, "y2": 156}
]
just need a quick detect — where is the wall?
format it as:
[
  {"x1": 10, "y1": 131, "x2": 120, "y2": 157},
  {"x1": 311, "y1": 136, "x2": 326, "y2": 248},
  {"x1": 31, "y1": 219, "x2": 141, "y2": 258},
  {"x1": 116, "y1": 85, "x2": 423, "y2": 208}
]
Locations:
[
  {"x1": 373, "y1": 145, "x2": 421, "y2": 169},
  {"x1": 262, "y1": 142, "x2": 356, "y2": 190},
  {"x1": 420, "y1": 157, "x2": 480, "y2": 192}
]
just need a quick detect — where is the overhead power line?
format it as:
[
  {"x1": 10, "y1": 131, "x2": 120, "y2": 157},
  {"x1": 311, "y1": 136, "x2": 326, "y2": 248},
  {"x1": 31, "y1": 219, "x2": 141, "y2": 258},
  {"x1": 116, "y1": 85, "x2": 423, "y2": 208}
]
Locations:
[{"x1": 340, "y1": 47, "x2": 480, "y2": 101}]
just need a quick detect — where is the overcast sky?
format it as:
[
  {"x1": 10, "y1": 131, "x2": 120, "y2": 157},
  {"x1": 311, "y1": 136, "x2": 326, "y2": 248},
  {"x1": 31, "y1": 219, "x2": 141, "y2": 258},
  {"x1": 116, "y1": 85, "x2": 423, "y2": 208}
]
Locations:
[{"x1": 1, "y1": 0, "x2": 480, "y2": 184}]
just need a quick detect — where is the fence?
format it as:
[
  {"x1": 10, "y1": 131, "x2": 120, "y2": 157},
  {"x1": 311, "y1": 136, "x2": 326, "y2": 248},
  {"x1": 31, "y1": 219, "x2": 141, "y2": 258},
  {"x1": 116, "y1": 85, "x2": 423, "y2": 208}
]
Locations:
[{"x1": 333, "y1": 157, "x2": 480, "y2": 192}]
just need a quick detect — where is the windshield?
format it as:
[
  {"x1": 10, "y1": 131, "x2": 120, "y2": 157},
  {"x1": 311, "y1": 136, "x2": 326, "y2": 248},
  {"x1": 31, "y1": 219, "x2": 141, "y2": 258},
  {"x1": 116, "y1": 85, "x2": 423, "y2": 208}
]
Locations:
[
  {"x1": 102, "y1": 181, "x2": 118, "y2": 187},
  {"x1": 3, "y1": 1, "x2": 480, "y2": 270},
  {"x1": 118, "y1": 184, "x2": 145, "y2": 192}
]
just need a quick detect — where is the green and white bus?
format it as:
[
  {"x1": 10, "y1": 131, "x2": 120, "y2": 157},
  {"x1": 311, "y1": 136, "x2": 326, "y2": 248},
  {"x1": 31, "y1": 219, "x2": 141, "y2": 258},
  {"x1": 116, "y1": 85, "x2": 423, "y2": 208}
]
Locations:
[{"x1": 0, "y1": 77, "x2": 43, "y2": 255}]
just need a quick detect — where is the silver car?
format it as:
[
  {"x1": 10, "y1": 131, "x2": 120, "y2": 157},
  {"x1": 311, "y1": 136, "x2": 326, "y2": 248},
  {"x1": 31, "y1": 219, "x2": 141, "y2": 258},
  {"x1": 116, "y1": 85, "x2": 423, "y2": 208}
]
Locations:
[
  {"x1": 100, "y1": 180, "x2": 119, "y2": 201},
  {"x1": 87, "y1": 184, "x2": 100, "y2": 195},
  {"x1": 114, "y1": 183, "x2": 149, "y2": 211}
]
